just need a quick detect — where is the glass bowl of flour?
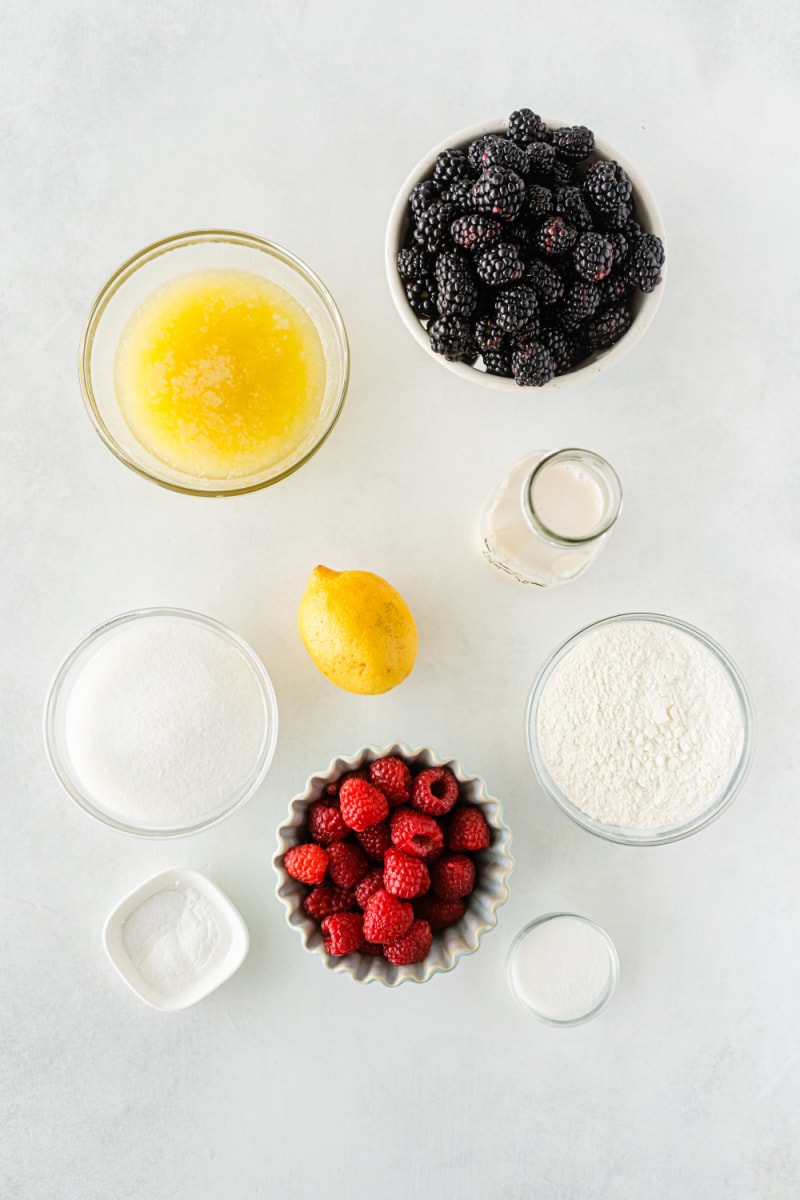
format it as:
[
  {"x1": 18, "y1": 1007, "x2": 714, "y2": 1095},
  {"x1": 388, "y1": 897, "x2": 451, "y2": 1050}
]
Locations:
[
  {"x1": 44, "y1": 608, "x2": 278, "y2": 837},
  {"x1": 526, "y1": 613, "x2": 754, "y2": 846}
]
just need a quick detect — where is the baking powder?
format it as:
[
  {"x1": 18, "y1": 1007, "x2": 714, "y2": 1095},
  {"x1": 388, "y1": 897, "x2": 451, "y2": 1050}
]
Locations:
[
  {"x1": 122, "y1": 885, "x2": 223, "y2": 996},
  {"x1": 535, "y1": 619, "x2": 744, "y2": 829}
]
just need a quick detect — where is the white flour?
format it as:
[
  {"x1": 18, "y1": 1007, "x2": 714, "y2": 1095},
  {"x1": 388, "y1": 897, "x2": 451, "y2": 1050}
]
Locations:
[{"x1": 535, "y1": 620, "x2": 743, "y2": 829}]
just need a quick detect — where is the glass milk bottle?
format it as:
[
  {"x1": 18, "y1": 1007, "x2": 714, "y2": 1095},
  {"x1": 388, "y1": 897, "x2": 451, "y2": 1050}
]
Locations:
[{"x1": 478, "y1": 449, "x2": 622, "y2": 588}]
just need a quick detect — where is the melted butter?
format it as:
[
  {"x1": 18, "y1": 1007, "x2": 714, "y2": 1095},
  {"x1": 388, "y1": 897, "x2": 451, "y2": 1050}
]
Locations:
[{"x1": 114, "y1": 269, "x2": 326, "y2": 478}]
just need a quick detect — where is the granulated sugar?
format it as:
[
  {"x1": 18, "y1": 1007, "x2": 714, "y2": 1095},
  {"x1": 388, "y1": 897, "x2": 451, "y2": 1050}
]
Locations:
[
  {"x1": 535, "y1": 619, "x2": 744, "y2": 829},
  {"x1": 64, "y1": 615, "x2": 266, "y2": 826}
]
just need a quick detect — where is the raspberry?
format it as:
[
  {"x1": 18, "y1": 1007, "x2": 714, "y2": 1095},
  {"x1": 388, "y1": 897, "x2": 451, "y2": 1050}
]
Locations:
[
  {"x1": 362, "y1": 889, "x2": 414, "y2": 945},
  {"x1": 411, "y1": 766, "x2": 459, "y2": 817},
  {"x1": 430, "y1": 854, "x2": 476, "y2": 900},
  {"x1": 390, "y1": 807, "x2": 444, "y2": 861},
  {"x1": 355, "y1": 819, "x2": 391, "y2": 862},
  {"x1": 355, "y1": 868, "x2": 385, "y2": 910},
  {"x1": 321, "y1": 912, "x2": 364, "y2": 956},
  {"x1": 326, "y1": 841, "x2": 369, "y2": 889},
  {"x1": 307, "y1": 801, "x2": 349, "y2": 846},
  {"x1": 302, "y1": 885, "x2": 356, "y2": 921},
  {"x1": 324, "y1": 768, "x2": 368, "y2": 797},
  {"x1": 447, "y1": 806, "x2": 491, "y2": 852},
  {"x1": 339, "y1": 777, "x2": 390, "y2": 832},
  {"x1": 283, "y1": 843, "x2": 329, "y2": 885},
  {"x1": 369, "y1": 757, "x2": 412, "y2": 807},
  {"x1": 383, "y1": 919, "x2": 433, "y2": 965},
  {"x1": 414, "y1": 894, "x2": 466, "y2": 931},
  {"x1": 383, "y1": 847, "x2": 431, "y2": 899}
]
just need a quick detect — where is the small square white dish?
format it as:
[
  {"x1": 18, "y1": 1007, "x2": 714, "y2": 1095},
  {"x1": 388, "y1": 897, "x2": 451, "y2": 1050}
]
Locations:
[{"x1": 102, "y1": 867, "x2": 249, "y2": 1011}]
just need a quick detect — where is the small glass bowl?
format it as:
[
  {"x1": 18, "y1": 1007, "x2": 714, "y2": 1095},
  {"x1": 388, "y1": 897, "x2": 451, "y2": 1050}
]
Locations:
[
  {"x1": 507, "y1": 913, "x2": 619, "y2": 1026},
  {"x1": 79, "y1": 229, "x2": 350, "y2": 496},
  {"x1": 526, "y1": 613, "x2": 755, "y2": 846},
  {"x1": 44, "y1": 607, "x2": 279, "y2": 837}
]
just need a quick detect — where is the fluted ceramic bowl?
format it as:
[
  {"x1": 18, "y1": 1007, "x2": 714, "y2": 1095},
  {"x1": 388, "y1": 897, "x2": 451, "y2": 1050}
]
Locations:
[
  {"x1": 386, "y1": 115, "x2": 666, "y2": 391},
  {"x1": 273, "y1": 743, "x2": 514, "y2": 986}
]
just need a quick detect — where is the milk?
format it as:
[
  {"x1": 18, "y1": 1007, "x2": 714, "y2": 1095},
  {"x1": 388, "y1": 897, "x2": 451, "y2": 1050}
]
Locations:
[{"x1": 478, "y1": 449, "x2": 622, "y2": 588}]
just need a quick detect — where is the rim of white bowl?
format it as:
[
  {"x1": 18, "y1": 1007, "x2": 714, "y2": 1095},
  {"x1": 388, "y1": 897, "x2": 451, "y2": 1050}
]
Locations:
[{"x1": 385, "y1": 116, "x2": 667, "y2": 392}]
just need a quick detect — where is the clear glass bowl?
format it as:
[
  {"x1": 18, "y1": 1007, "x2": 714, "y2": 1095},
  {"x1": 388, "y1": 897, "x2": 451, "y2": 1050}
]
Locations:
[
  {"x1": 79, "y1": 230, "x2": 350, "y2": 496},
  {"x1": 525, "y1": 613, "x2": 755, "y2": 846},
  {"x1": 44, "y1": 608, "x2": 279, "y2": 837},
  {"x1": 507, "y1": 913, "x2": 619, "y2": 1026}
]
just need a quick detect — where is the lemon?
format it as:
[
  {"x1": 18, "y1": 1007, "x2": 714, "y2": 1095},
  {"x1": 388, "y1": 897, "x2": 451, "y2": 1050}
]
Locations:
[{"x1": 297, "y1": 565, "x2": 418, "y2": 695}]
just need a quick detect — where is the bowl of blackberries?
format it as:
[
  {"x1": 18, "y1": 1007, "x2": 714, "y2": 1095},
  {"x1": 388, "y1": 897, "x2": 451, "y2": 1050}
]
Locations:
[
  {"x1": 273, "y1": 743, "x2": 514, "y2": 986},
  {"x1": 386, "y1": 108, "x2": 666, "y2": 389}
]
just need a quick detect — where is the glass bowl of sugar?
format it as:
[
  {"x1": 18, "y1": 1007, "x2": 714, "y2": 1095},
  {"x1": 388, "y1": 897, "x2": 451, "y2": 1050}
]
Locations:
[
  {"x1": 44, "y1": 608, "x2": 278, "y2": 837},
  {"x1": 526, "y1": 613, "x2": 755, "y2": 846}
]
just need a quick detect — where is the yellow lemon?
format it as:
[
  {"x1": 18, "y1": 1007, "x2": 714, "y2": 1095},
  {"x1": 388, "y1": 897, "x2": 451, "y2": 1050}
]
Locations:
[{"x1": 297, "y1": 565, "x2": 418, "y2": 695}]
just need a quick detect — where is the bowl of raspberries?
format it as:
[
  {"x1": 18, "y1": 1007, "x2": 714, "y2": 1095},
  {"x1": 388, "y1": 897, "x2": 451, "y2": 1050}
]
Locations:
[
  {"x1": 274, "y1": 743, "x2": 513, "y2": 985},
  {"x1": 386, "y1": 108, "x2": 666, "y2": 389}
]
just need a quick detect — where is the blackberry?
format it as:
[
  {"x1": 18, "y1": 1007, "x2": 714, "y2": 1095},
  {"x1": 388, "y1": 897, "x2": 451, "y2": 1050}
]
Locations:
[
  {"x1": 607, "y1": 231, "x2": 629, "y2": 264},
  {"x1": 624, "y1": 233, "x2": 665, "y2": 292},
  {"x1": 552, "y1": 125, "x2": 595, "y2": 163},
  {"x1": 527, "y1": 260, "x2": 566, "y2": 306},
  {"x1": 596, "y1": 201, "x2": 633, "y2": 231},
  {"x1": 413, "y1": 201, "x2": 458, "y2": 254},
  {"x1": 553, "y1": 185, "x2": 593, "y2": 232},
  {"x1": 474, "y1": 315, "x2": 505, "y2": 354},
  {"x1": 468, "y1": 134, "x2": 528, "y2": 176},
  {"x1": 583, "y1": 159, "x2": 633, "y2": 215},
  {"x1": 525, "y1": 141, "x2": 556, "y2": 180},
  {"x1": 526, "y1": 184, "x2": 554, "y2": 221},
  {"x1": 434, "y1": 252, "x2": 478, "y2": 317},
  {"x1": 396, "y1": 247, "x2": 430, "y2": 281},
  {"x1": 511, "y1": 338, "x2": 556, "y2": 387},
  {"x1": 475, "y1": 242, "x2": 525, "y2": 287},
  {"x1": 495, "y1": 284, "x2": 538, "y2": 333},
  {"x1": 552, "y1": 159, "x2": 577, "y2": 186},
  {"x1": 598, "y1": 272, "x2": 634, "y2": 306},
  {"x1": 471, "y1": 166, "x2": 526, "y2": 222},
  {"x1": 428, "y1": 314, "x2": 473, "y2": 360},
  {"x1": 573, "y1": 232, "x2": 615, "y2": 282},
  {"x1": 482, "y1": 348, "x2": 513, "y2": 377},
  {"x1": 450, "y1": 213, "x2": 503, "y2": 252},
  {"x1": 561, "y1": 280, "x2": 602, "y2": 328},
  {"x1": 409, "y1": 180, "x2": 439, "y2": 222},
  {"x1": 440, "y1": 177, "x2": 476, "y2": 212},
  {"x1": 404, "y1": 277, "x2": 438, "y2": 320},
  {"x1": 537, "y1": 215, "x2": 578, "y2": 256},
  {"x1": 432, "y1": 148, "x2": 471, "y2": 189},
  {"x1": 508, "y1": 108, "x2": 551, "y2": 146},
  {"x1": 541, "y1": 325, "x2": 585, "y2": 374},
  {"x1": 585, "y1": 303, "x2": 633, "y2": 350},
  {"x1": 506, "y1": 220, "x2": 534, "y2": 254}
]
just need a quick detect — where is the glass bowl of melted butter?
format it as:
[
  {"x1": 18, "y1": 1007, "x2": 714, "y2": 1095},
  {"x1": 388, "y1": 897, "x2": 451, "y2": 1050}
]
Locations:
[{"x1": 80, "y1": 230, "x2": 350, "y2": 495}]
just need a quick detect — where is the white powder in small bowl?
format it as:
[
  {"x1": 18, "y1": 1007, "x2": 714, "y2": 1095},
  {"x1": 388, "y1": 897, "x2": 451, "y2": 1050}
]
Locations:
[
  {"x1": 508, "y1": 915, "x2": 617, "y2": 1024},
  {"x1": 534, "y1": 618, "x2": 746, "y2": 831},
  {"x1": 63, "y1": 613, "x2": 270, "y2": 829},
  {"x1": 121, "y1": 885, "x2": 226, "y2": 997}
]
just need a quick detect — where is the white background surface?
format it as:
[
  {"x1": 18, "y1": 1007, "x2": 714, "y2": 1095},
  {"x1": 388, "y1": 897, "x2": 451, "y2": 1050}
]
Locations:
[{"x1": 2, "y1": 2, "x2": 799, "y2": 1197}]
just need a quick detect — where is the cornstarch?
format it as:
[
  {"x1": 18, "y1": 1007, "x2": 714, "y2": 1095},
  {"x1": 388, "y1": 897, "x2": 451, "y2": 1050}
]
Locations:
[
  {"x1": 536, "y1": 620, "x2": 743, "y2": 829},
  {"x1": 122, "y1": 885, "x2": 224, "y2": 996}
]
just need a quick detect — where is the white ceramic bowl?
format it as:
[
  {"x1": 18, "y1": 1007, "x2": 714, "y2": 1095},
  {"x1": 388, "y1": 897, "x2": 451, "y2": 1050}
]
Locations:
[
  {"x1": 386, "y1": 116, "x2": 667, "y2": 391},
  {"x1": 103, "y1": 867, "x2": 250, "y2": 1011},
  {"x1": 273, "y1": 743, "x2": 514, "y2": 986}
]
